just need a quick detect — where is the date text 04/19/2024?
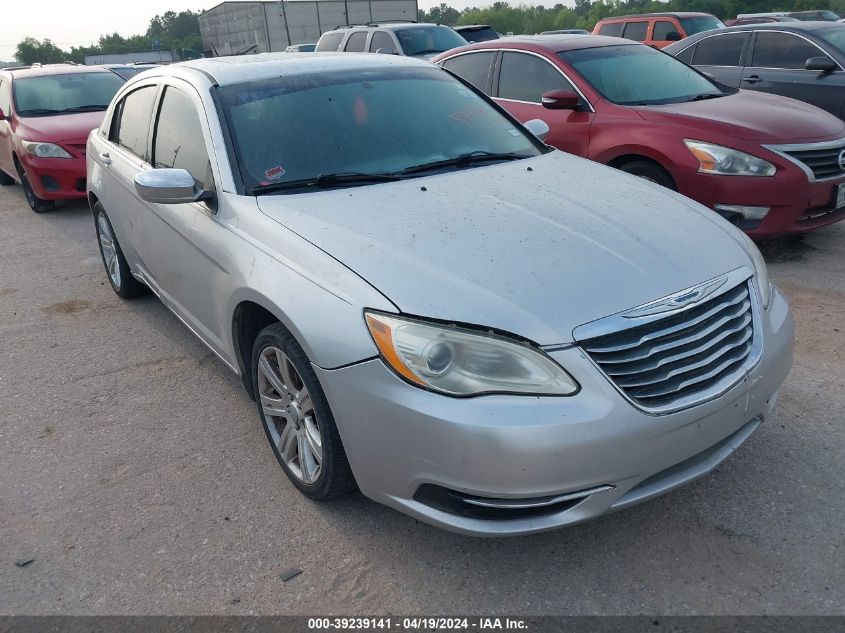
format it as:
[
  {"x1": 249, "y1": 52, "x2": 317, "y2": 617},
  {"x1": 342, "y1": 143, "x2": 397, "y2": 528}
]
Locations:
[{"x1": 307, "y1": 617, "x2": 528, "y2": 630}]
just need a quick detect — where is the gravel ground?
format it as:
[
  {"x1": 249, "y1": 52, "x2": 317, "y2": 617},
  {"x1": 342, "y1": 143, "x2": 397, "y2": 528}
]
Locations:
[{"x1": 0, "y1": 185, "x2": 842, "y2": 615}]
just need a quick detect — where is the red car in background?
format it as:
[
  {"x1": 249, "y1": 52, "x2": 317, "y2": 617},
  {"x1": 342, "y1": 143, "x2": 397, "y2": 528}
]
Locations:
[
  {"x1": 434, "y1": 36, "x2": 845, "y2": 238},
  {"x1": 0, "y1": 64, "x2": 125, "y2": 212}
]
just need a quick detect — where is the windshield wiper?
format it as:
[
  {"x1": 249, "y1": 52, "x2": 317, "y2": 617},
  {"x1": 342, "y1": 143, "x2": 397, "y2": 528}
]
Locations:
[
  {"x1": 688, "y1": 92, "x2": 724, "y2": 102},
  {"x1": 251, "y1": 171, "x2": 401, "y2": 195},
  {"x1": 400, "y1": 151, "x2": 529, "y2": 176},
  {"x1": 19, "y1": 108, "x2": 63, "y2": 116},
  {"x1": 19, "y1": 105, "x2": 109, "y2": 116},
  {"x1": 58, "y1": 104, "x2": 110, "y2": 113}
]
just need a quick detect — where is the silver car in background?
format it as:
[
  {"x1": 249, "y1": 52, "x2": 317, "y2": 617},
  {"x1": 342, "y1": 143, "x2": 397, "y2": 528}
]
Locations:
[{"x1": 86, "y1": 53, "x2": 793, "y2": 536}]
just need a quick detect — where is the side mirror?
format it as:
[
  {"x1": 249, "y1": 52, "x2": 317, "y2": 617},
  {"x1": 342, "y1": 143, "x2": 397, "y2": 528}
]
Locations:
[
  {"x1": 524, "y1": 118, "x2": 550, "y2": 142},
  {"x1": 541, "y1": 89, "x2": 581, "y2": 110},
  {"x1": 805, "y1": 56, "x2": 837, "y2": 73},
  {"x1": 665, "y1": 31, "x2": 682, "y2": 41},
  {"x1": 134, "y1": 169, "x2": 212, "y2": 204},
  {"x1": 375, "y1": 48, "x2": 397, "y2": 55}
]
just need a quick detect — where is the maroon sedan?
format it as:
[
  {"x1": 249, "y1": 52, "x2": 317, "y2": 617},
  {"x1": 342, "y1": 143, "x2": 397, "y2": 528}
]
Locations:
[
  {"x1": 0, "y1": 64, "x2": 124, "y2": 212},
  {"x1": 434, "y1": 36, "x2": 845, "y2": 238}
]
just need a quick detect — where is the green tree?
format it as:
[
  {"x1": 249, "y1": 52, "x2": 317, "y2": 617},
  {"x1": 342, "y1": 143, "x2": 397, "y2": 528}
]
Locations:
[
  {"x1": 15, "y1": 37, "x2": 68, "y2": 64},
  {"x1": 425, "y1": 2, "x2": 461, "y2": 25},
  {"x1": 14, "y1": 9, "x2": 203, "y2": 64},
  {"x1": 147, "y1": 10, "x2": 203, "y2": 53}
]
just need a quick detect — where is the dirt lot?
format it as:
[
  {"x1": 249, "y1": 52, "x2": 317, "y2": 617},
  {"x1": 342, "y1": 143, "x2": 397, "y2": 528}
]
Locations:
[{"x1": 0, "y1": 184, "x2": 842, "y2": 615}]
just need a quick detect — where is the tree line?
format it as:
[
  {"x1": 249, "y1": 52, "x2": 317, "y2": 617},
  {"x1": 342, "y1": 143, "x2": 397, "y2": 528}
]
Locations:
[
  {"x1": 420, "y1": 0, "x2": 845, "y2": 34},
  {"x1": 13, "y1": 10, "x2": 202, "y2": 65},
  {"x1": 11, "y1": 0, "x2": 845, "y2": 65}
]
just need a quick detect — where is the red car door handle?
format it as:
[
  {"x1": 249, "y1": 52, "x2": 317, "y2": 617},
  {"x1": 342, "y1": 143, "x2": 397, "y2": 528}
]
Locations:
[{"x1": 742, "y1": 75, "x2": 762, "y2": 84}]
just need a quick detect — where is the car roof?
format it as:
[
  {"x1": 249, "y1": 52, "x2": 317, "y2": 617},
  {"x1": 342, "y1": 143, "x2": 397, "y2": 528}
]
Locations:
[
  {"x1": 172, "y1": 52, "x2": 433, "y2": 87},
  {"x1": 2, "y1": 64, "x2": 113, "y2": 79},
  {"x1": 718, "y1": 21, "x2": 844, "y2": 34},
  {"x1": 330, "y1": 22, "x2": 440, "y2": 31},
  {"x1": 447, "y1": 34, "x2": 639, "y2": 54},
  {"x1": 597, "y1": 12, "x2": 715, "y2": 21}
]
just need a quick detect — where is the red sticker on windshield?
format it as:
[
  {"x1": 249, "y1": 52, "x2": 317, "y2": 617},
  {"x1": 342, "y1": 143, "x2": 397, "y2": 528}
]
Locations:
[{"x1": 265, "y1": 166, "x2": 286, "y2": 180}]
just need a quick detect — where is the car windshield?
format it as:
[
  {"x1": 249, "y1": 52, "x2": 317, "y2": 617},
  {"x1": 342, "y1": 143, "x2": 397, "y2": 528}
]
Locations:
[
  {"x1": 817, "y1": 26, "x2": 845, "y2": 52},
  {"x1": 559, "y1": 44, "x2": 724, "y2": 106},
  {"x1": 679, "y1": 16, "x2": 725, "y2": 35},
  {"x1": 13, "y1": 72, "x2": 125, "y2": 116},
  {"x1": 458, "y1": 27, "x2": 499, "y2": 43},
  {"x1": 110, "y1": 67, "x2": 140, "y2": 79},
  {"x1": 395, "y1": 26, "x2": 468, "y2": 56},
  {"x1": 819, "y1": 10, "x2": 841, "y2": 20},
  {"x1": 217, "y1": 66, "x2": 543, "y2": 193}
]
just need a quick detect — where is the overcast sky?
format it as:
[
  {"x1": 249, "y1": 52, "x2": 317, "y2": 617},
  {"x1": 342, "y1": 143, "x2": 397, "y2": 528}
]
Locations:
[{"x1": 0, "y1": 0, "x2": 515, "y2": 61}]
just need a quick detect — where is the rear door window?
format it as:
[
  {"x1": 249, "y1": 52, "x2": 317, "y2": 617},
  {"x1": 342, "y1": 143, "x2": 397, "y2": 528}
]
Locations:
[
  {"x1": 0, "y1": 78, "x2": 10, "y2": 115},
  {"x1": 112, "y1": 85, "x2": 158, "y2": 161},
  {"x1": 751, "y1": 32, "x2": 826, "y2": 69},
  {"x1": 598, "y1": 22, "x2": 624, "y2": 37},
  {"x1": 344, "y1": 32, "x2": 368, "y2": 52},
  {"x1": 675, "y1": 44, "x2": 696, "y2": 65},
  {"x1": 692, "y1": 33, "x2": 748, "y2": 66},
  {"x1": 316, "y1": 32, "x2": 344, "y2": 52},
  {"x1": 441, "y1": 52, "x2": 495, "y2": 93},
  {"x1": 652, "y1": 21, "x2": 679, "y2": 40},
  {"x1": 622, "y1": 21, "x2": 649, "y2": 42},
  {"x1": 370, "y1": 31, "x2": 396, "y2": 54},
  {"x1": 498, "y1": 51, "x2": 574, "y2": 103}
]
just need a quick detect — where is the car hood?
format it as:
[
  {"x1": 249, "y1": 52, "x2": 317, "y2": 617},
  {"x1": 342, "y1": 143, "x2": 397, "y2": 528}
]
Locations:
[
  {"x1": 257, "y1": 152, "x2": 752, "y2": 345},
  {"x1": 15, "y1": 111, "x2": 106, "y2": 145},
  {"x1": 635, "y1": 90, "x2": 845, "y2": 141}
]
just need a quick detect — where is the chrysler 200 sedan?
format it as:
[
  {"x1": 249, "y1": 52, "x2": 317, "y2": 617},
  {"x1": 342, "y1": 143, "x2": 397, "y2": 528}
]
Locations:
[{"x1": 86, "y1": 53, "x2": 793, "y2": 536}]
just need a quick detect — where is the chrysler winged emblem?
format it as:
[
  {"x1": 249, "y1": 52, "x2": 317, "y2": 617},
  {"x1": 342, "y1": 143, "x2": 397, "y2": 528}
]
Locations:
[{"x1": 623, "y1": 274, "x2": 729, "y2": 318}]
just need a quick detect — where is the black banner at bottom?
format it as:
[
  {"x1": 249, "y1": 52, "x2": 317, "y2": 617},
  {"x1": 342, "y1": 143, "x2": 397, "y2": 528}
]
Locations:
[{"x1": 0, "y1": 617, "x2": 842, "y2": 633}]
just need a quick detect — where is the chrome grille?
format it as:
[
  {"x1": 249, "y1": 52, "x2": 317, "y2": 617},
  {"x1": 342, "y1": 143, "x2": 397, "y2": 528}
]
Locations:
[
  {"x1": 778, "y1": 144, "x2": 845, "y2": 181},
  {"x1": 580, "y1": 281, "x2": 754, "y2": 410}
]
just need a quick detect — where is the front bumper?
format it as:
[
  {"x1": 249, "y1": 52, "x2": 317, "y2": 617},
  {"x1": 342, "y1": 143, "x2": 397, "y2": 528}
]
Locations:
[
  {"x1": 315, "y1": 288, "x2": 793, "y2": 536},
  {"x1": 674, "y1": 168, "x2": 845, "y2": 239},
  {"x1": 18, "y1": 153, "x2": 87, "y2": 201}
]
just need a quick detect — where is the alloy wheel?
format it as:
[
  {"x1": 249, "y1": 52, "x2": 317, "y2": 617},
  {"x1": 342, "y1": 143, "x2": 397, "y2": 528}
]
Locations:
[
  {"x1": 97, "y1": 212, "x2": 121, "y2": 289},
  {"x1": 257, "y1": 345, "x2": 323, "y2": 484}
]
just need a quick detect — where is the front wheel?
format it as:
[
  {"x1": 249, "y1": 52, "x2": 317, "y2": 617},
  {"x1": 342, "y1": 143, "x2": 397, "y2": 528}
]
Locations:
[
  {"x1": 0, "y1": 168, "x2": 14, "y2": 186},
  {"x1": 253, "y1": 323, "x2": 355, "y2": 500},
  {"x1": 16, "y1": 163, "x2": 54, "y2": 212},
  {"x1": 93, "y1": 203, "x2": 148, "y2": 299},
  {"x1": 617, "y1": 159, "x2": 676, "y2": 190}
]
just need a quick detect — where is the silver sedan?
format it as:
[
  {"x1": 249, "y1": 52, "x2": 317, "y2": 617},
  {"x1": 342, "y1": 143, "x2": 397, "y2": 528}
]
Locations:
[{"x1": 86, "y1": 53, "x2": 793, "y2": 536}]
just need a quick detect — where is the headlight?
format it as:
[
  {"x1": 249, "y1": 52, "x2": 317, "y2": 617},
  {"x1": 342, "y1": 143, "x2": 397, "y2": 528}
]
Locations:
[
  {"x1": 22, "y1": 141, "x2": 73, "y2": 159},
  {"x1": 684, "y1": 140, "x2": 775, "y2": 177},
  {"x1": 738, "y1": 231, "x2": 773, "y2": 309},
  {"x1": 364, "y1": 311, "x2": 579, "y2": 397}
]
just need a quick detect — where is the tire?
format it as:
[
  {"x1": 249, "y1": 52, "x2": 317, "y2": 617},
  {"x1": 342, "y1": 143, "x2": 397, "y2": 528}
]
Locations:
[
  {"x1": 93, "y1": 202, "x2": 148, "y2": 299},
  {"x1": 0, "y1": 168, "x2": 14, "y2": 186},
  {"x1": 252, "y1": 322, "x2": 355, "y2": 500},
  {"x1": 16, "y1": 162, "x2": 54, "y2": 212},
  {"x1": 617, "y1": 159, "x2": 676, "y2": 190}
]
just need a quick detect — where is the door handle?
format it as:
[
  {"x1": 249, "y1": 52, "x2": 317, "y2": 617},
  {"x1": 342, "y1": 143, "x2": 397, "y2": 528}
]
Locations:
[
  {"x1": 742, "y1": 75, "x2": 762, "y2": 84},
  {"x1": 99, "y1": 152, "x2": 112, "y2": 165}
]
